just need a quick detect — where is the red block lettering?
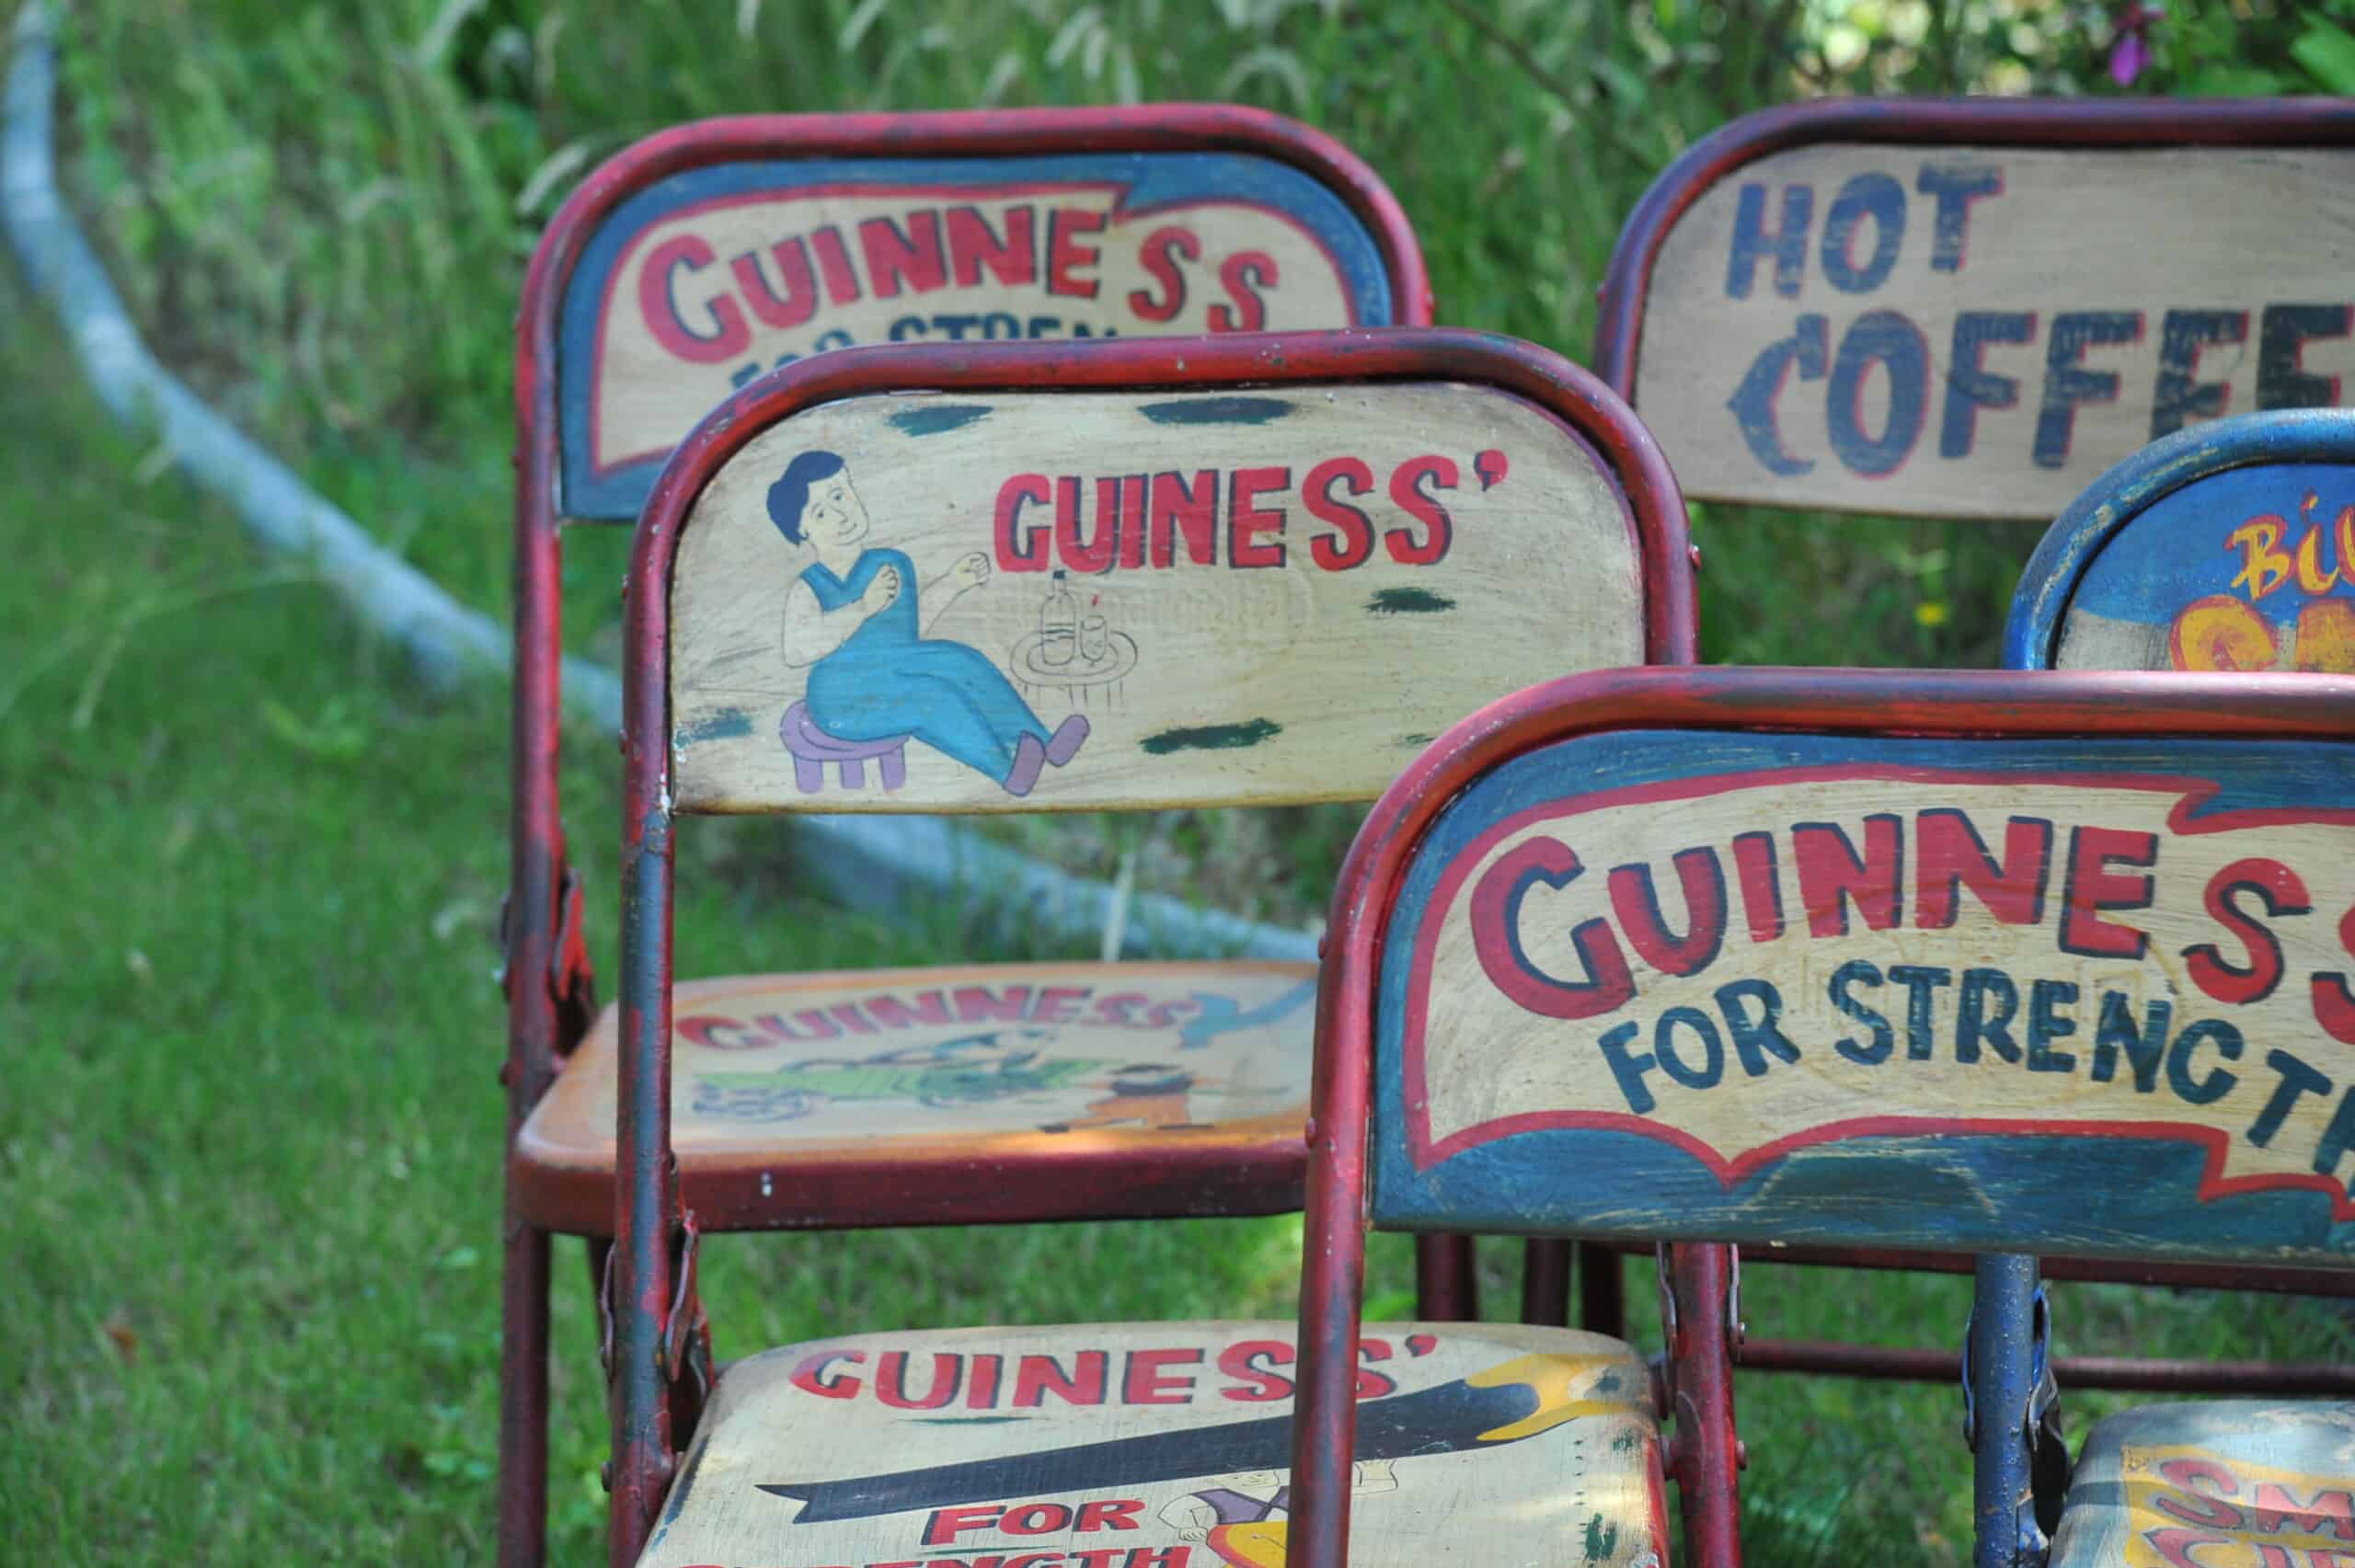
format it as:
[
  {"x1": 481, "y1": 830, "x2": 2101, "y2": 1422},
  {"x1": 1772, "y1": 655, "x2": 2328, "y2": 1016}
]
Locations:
[
  {"x1": 1914, "y1": 810, "x2": 2051, "y2": 930},
  {"x1": 1121, "y1": 1347, "x2": 1202, "y2": 1404},
  {"x1": 1209, "y1": 250, "x2": 1276, "y2": 332},
  {"x1": 1792, "y1": 815, "x2": 1904, "y2": 937},
  {"x1": 2185, "y1": 857, "x2": 2311, "y2": 1007},
  {"x1": 1227, "y1": 466, "x2": 1289, "y2": 569},
  {"x1": 1012, "y1": 1350, "x2": 1109, "y2": 1407},
  {"x1": 1384, "y1": 455, "x2": 1455, "y2": 566},
  {"x1": 1304, "y1": 456, "x2": 1376, "y2": 571},
  {"x1": 861, "y1": 211, "x2": 948, "y2": 298},
  {"x1": 1128, "y1": 227, "x2": 1199, "y2": 322},
  {"x1": 1048, "y1": 209, "x2": 1107, "y2": 298},
  {"x1": 947, "y1": 203, "x2": 1037, "y2": 289},
  {"x1": 638, "y1": 234, "x2": 750, "y2": 365},
  {"x1": 2061, "y1": 826, "x2": 2160, "y2": 959}
]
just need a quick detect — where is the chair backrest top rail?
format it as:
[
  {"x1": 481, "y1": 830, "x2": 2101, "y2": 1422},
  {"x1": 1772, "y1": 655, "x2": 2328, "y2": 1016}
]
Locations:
[
  {"x1": 1320, "y1": 665, "x2": 2355, "y2": 1269},
  {"x1": 627, "y1": 329, "x2": 1694, "y2": 817}
]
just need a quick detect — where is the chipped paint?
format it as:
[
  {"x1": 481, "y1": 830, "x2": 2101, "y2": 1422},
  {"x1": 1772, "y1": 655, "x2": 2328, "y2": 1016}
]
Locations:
[
  {"x1": 1368, "y1": 587, "x2": 1456, "y2": 614},
  {"x1": 888, "y1": 404, "x2": 993, "y2": 438},
  {"x1": 676, "y1": 707, "x2": 754, "y2": 744},
  {"x1": 1137, "y1": 395, "x2": 1294, "y2": 426},
  {"x1": 1140, "y1": 717, "x2": 1281, "y2": 754}
]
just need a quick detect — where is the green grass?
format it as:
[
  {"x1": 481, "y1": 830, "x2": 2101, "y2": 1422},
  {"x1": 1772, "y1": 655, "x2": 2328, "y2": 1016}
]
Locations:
[{"x1": 6, "y1": 2, "x2": 2353, "y2": 1564}]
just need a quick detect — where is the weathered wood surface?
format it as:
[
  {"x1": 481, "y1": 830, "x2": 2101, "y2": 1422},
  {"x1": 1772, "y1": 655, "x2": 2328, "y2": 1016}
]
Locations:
[
  {"x1": 1370, "y1": 727, "x2": 2355, "y2": 1265},
  {"x1": 2047, "y1": 1401, "x2": 2355, "y2": 1568},
  {"x1": 519, "y1": 962, "x2": 1315, "y2": 1169},
  {"x1": 2051, "y1": 461, "x2": 2355, "y2": 674},
  {"x1": 561, "y1": 151, "x2": 1392, "y2": 518},
  {"x1": 637, "y1": 1322, "x2": 1667, "y2": 1568},
  {"x1": 1634, "y1": 143, "x2": 2355, "y2": 519},
  {"x1": 671, "y1": 382, "x2": 1645, "y2": 813}
]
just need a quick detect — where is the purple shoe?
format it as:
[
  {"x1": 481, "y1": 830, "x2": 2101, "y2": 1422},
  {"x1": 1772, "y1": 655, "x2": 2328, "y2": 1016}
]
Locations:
[
  {"x1": 1046, "y1": 715, "x2": 1090, "y2": 767},
  {"x1": 1003, "y1": 732, "x2": 1048, "y2": 797}
]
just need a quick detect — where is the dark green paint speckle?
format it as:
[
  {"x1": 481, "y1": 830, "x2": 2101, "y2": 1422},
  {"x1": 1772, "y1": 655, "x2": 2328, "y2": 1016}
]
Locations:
[
  {"x1": 1582, "y1": 1513, "x2": 1619, "y2": 1562},
  {"x1": 1400, "y1": 733, "x2": 1435, "y2": 746},
  {"x1": 1140, "y1": 718, "x2": 1281, "y2": 754},
  {"x1": 1368, "y1": 587, "x2": 1455, "y2": 615},
  {"x1": 1138, "y1": 395, "x2": 1293, "y2": 426},
  {"x1": 889, "y1": 404, "x2": 993, "y2": 437},
  {"x1": 677, "y1": 707, "x2": 753, "y2": 744}
]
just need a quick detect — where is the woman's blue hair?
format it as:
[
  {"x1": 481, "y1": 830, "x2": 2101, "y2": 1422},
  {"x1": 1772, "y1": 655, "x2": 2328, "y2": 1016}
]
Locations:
[{"x1": 768, "y1": 450, "x2": 846, "y2": 544}]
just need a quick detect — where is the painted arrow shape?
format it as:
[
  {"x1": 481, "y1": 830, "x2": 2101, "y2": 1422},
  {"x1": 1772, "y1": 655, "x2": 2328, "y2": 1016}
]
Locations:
[{"x1": 757, "y1": 1352, "x2": 1637, "y2": 1526}]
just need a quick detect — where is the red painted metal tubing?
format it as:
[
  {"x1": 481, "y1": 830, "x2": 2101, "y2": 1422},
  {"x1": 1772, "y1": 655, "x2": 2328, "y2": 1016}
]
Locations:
[
  {"x1": 1666, "y1": 1242, "x2": 1744, "y2": 1568},
  {"x1": 512, "y1": 1136, "x2": 1306, "y2": 1236},
  {"x1": 1521, "y1": 1239, "x2": 1570, "y2": 1327},
  {"x1": 1739, "y1": 1339, "x2": 2355, "y2": 1396},
  {"x1": 1415, "y1": 1235, "x2": 1479, "y2": 1321}
]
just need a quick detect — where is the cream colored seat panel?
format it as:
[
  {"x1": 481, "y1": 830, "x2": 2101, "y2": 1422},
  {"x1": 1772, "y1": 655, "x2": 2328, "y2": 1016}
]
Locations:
[
  {"x1": 519, "y1": 961, "x2": 1317, "y2": 1169},
  {"x1": 638, "y1": 1322, "x2": 1668, "y2": 1568},
  {"x1": 2047, "y1": 1400, "x2": 2355, "y2": 1568}
]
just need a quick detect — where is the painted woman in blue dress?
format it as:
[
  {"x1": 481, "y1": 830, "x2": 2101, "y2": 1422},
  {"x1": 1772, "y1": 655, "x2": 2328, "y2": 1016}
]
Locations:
[{"x1": 772, "y1": 450, "x2": 1088, "y2": 796}]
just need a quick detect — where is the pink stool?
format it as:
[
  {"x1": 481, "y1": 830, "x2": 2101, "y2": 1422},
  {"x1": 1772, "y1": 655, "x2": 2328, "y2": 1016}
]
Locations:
[{"x1": 779, "y1": 702, "x2": 908, "y2": 794}]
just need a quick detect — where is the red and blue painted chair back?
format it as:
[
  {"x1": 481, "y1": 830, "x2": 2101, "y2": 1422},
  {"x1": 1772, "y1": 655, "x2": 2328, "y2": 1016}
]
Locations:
[
  {"x1": 2008, "y1": 407, "x2": 2355, "y2": 675},
  {"x1": 599, "y1": 329, "x2": 1701, "y2": 1564},
  {"x1": 1294, "y1": 666, "x2": 2355, "y2": 1568},
  {"x1": 1593, "y1": 98, "x2": 2355, "y2": 521}
]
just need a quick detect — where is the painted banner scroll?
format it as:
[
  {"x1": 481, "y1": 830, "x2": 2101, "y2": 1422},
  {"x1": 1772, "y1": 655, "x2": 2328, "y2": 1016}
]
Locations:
[
  {"x1": 633, "y1": 1322, "x2": 1666, "y2": 1568},
  {"x1": 1596, "y1": 101, "x2": 2355, "y2": 520},
  {"x1": 1371, "y1": 722, "x2": 2355, "y2": 1265},
  {"x1": 546, "y1": 111, "x2": 1423, "y2": 519},
  {"x1": 667, "y1": 367, "x2": 1659, "y2": 814},
  {"x1": 2006, "y1": 409, "x2": 2355, "y2": 674}
]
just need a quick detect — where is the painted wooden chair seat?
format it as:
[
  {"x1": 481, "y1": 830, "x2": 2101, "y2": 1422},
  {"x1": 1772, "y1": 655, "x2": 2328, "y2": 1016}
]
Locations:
[
  {"x1": 512, "y1": 963, "x2": 1318, "y2": 1232},
  {"x1": 598, "y1": 331, "x2": 1699, "y2": 1560},
  {"x1": 779, "y1": 701, "x2": 910, "y2": 794},
  {"x1": 2046, "y1": 1402, "x2": 2355, "y2": 1568},
  {"x1": 631, "y1": 1322, "x2": 1668, "y2": 1568},
  {"x1": 1296, "y1": 667, "x2": 2354, "y2": 1566}
]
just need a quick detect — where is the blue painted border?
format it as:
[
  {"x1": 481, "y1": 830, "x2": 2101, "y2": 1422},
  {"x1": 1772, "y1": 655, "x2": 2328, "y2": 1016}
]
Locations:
[
  {"x1": 557, "y1": 152, "x2": 1395, "y2": 519},
  {"x1": 1369, "y1": 727, "x2": 2355, "y2": 1265},
  {"x1": 2003, "y1": 409, "x2": 2355, "y2": 670}
]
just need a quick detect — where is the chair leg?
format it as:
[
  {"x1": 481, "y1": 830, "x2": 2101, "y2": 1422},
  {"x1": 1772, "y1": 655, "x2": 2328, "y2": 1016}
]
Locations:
[
  {"x1": 1969, "y1": 1254, "x2": 2054, "y2": 1568},
  {"x1": 1664, "y1": 1242, "x2": 1743, "y2": 1567},
  {"x1": 1579, "y1": 1241, "x2": 1627, "y2": 1336},
  {"x1": 1413, "y1": 1234, "x2": 1478, "y2": 1320},
  {"x1": 498, "y1": 1208, "x2": 552, "y2": 1568},
  {"x1": 791, "y1": 754, "x2": 823, "y2": 793},
  {"x1": 1520, "y1": 1240, "x2": 1571, "y2": 1326}
]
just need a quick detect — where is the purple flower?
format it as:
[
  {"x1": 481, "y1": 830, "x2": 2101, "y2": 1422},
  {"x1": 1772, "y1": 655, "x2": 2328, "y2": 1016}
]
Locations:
[{"x1": 2109, "y1": 2, "x2": 2165, "y2": 86}]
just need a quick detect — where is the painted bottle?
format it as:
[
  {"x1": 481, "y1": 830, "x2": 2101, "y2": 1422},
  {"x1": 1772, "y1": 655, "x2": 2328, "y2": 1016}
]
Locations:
[{"x1": 1040, "y1": 568, "x2": 1077, "y2": 666}]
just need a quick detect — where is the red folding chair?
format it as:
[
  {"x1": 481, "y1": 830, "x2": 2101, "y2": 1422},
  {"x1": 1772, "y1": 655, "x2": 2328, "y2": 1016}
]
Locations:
[
  {"x1": 499, "y1": 105, "x2": 1442, "y2": 1565},
  {"x1": 1558, "y1": 93, "x2": 2355, "y2": 1374},
  {"x1": 600, "y1": 328, "x2": 1696, "y2": 1564},
  {"x1": 1295, "y1": 663, "x2": 2355, "y2": 1566}
]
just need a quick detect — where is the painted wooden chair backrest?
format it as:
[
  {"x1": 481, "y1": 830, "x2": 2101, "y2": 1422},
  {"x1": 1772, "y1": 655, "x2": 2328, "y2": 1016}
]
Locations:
[
  {"x1": 523, "y1": 106, "x2": 1431, "y2": 525},
  {"x1": 2006, "y1": 408, "x2": 2355, "y2": 675},
  {"x1": 1319, "y1": 668, "x2": 2355, "y2": 1272},
  {"x1": 633, "y1": 331, "x2": 1694, "y2": 817},
  {"x1": 1592, "y1": 99, "x2": 2355, "y2": 521}
]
